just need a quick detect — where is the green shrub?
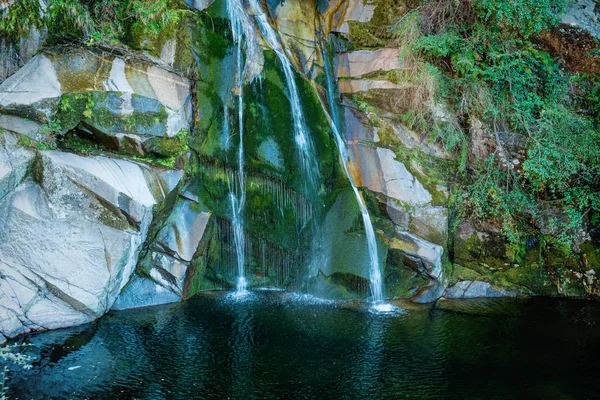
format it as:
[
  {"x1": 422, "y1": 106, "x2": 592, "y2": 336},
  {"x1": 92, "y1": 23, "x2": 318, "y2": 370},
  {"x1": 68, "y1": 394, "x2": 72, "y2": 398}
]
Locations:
[
  {"x1": 393, "y1": 0, "x2": 600, "y2": 248},
  {"x1": 9, "y1": 0, "x2": 189, "y2": 44},
  {"x1": 475, "y1": 0, "x2": 567, "y2": 37},
  {"x1": 0, "y1": 0, "x2": 44, "y2": 39}
]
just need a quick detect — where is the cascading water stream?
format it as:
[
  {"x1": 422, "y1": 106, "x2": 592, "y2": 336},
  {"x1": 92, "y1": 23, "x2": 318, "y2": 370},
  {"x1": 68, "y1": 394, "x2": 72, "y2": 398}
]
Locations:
[
  {"x1": 226, "y1": 0, "x2": 250, "y2": 293},
  {"x1": 246, "y1": 0, "x2": 328, "y2": 285},
  {"x1": 224, "y1": 2, "x2": 382, "y2": 299},
  {"x1": 322, "y1": 45, "x2": 384, "y2": 303},
  {"x1": 247, "y1": 0, "x2": 321, "y2": 195}
]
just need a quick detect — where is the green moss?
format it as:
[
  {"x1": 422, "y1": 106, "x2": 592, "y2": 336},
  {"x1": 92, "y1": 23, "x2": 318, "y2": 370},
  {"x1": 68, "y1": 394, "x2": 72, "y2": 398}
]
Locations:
[
  {"x1": 493, "y1": 263, "x2": 554, "y2": 296},
  {"x1": 385, "y1": 248, "x2": 431, "y2": 298},
  {"x1": 144, "y1": 129, "x2": 189, "y2": 158},
  {"x1": 54, "y1": 91, "x2": 170, "y2": 139},
  {"x1": 449, "y1": 264, "x2": 483, "y2": 286},
  {"x1": 329, "y1": 272, "x2": 371, "y2": 296},
  {"x1": 581, "y1": 242, "x2": 600, "y2": 271},
  {"x1": 453, "y1": 231, "x2": 512, "y2": 274}
]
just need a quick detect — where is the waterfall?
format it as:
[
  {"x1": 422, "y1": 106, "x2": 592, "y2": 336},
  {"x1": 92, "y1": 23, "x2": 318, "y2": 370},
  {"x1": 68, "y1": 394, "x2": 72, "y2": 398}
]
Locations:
[
  {"x1": 223, "y1": 1, "x2": 380, "y2": 299},
  {"x1": 247, "y1": 0, "x2": 321, "y2": 195},
  {"x1": 322, "y1": 45, "x2": 384, "y2": 303},
  {"x1": 226, "y1": 0, "x2": 250, "y2": 293}
]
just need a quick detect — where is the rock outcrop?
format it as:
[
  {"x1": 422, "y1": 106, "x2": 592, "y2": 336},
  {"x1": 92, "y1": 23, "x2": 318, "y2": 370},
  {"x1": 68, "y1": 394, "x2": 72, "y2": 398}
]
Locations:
[
  {"x1": 444, "y1": 281, "x2": 516, "y2": 299},
  {"x1": 0, "y1": 48, "x2": 192, "y2": 155},
  {"x1": 6, "y1": 0, "x2": 595, "y2": 344},
  {"x1": 0, "y1": 131, "x2": 182, "y2": 341},
  {"x1": 0, "y1": 44, "x2": 194, "y2": 341}
]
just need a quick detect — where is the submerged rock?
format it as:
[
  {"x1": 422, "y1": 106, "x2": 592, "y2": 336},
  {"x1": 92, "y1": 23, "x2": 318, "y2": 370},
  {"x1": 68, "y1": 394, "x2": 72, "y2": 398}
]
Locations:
[{"x1": 444, "y1": 281, "x2": 517, "y2": 299}]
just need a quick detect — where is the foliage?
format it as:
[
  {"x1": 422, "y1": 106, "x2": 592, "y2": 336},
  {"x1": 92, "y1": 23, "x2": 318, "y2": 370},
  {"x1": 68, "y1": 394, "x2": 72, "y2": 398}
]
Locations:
[
  {"x1": 457, "y1": 155, "x2": 536, "y2": 244},
  {"x1": 574, "y1": 73, "x2": 600, "y2": 125},
  {"x1": 3, "y1": 0, "x2": 187, "y2": 44},
  {"x1": 392, "y1": 0, "x2": 600, "y2": 247},
  {"x1": 475, "y1": 0, "x2": 567, "y2": 37},
  {"x1": 0, "y1": 0, "x2": 44, "y2": 40},
  {"x1": 46, "y1": 0, "x2": 96, "y2": 39}
]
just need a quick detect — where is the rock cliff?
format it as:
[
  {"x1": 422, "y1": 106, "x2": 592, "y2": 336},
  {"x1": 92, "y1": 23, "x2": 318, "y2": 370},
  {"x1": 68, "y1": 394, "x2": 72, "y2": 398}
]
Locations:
[{"x1": 1, "y1": 0, "x2": 599, "y2": 343}]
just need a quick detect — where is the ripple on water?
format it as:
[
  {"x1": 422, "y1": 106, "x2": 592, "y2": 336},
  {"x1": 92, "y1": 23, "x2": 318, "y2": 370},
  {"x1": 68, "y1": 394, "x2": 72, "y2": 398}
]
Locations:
[
  {"x1": 281, "y1": 292, "x2": 338, "y2": 307},
  {"x1": 368, "y1": 302, "x2": 407, "y2": 316},
  {"x1": 6, "y1": 293, "x2": 600, "y2": 400}
]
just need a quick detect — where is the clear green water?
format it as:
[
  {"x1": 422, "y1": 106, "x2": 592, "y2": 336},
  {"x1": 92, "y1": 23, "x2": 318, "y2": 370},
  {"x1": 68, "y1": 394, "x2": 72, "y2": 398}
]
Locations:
[{"x1": 4, "y1": 292, "x2": 600, "y2": 399}]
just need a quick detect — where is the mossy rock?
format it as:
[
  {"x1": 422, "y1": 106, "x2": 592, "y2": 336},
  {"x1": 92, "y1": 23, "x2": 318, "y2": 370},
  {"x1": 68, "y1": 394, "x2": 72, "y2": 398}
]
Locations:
[
  {"x1": 453, "y1": 227, "x2": 513, "y2": 273},
  {"x1": 385, "y1": 249, "x2": 432, "y2": 298},
  {"x1": 55, "y1": 92, "x2": 169, "y2": 138},
  {"x1": 346, "y1": 0, "x2": 416, "y2": 49},
  {"x1": 144, "y1": 130, "x2": 189, "y2": 158}
]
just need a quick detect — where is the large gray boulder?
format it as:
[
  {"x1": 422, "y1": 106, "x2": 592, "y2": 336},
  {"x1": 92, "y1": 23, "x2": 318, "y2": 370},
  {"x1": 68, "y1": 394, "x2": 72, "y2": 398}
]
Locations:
[
  {"x1": 0, "y1": 133, "x2": 182, "y2": 340},
  {"x1": 111, "y1": 187, "x2": 212, "y2": 311},
  {"x1": 561, "y1": 0, "x2": 600, "y2": 38},
  {"x1": 112, "y1": 275, "x2": 181, "y2": 311}
]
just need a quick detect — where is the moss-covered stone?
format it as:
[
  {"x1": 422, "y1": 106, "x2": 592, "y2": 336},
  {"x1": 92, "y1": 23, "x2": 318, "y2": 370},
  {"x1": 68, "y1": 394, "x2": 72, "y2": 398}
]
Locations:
[
  {"x1": 385, "y1": 249, "x2": 431, "y2": 298},
  {"x1": 346, "y1": 0, "x2": 418, "y2": 49}
]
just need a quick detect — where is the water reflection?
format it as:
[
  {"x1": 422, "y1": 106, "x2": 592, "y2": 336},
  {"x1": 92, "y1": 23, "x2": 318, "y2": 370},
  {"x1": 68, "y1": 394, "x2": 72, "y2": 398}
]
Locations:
[
  {"x1": 4, "y1": 294, "x2": 600, "y2": 399},
  {"x1": 353, "y1": 310, "x2": 390, "y2": 395},
  {"x1": 228, "y1": 302, "x2": 255, "y2": 399}
]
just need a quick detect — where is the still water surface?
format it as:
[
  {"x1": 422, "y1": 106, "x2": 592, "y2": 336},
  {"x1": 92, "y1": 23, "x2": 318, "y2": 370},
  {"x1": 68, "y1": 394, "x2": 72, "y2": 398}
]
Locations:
[{"x1": 5, "y1": 292, "x2": 600, "y2": 399}]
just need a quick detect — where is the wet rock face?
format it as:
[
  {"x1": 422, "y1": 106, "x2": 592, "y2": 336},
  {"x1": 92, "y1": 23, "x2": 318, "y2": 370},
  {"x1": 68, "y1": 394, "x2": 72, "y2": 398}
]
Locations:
[{"x1": 8, "y1": 0, "x2": 584, "y2": 340}]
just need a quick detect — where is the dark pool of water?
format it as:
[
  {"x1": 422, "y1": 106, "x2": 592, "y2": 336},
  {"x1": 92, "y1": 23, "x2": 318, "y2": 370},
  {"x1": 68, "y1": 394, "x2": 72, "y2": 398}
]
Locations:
[{"x1": 4, "y1": 292, "x2": 600, "y2": 399}]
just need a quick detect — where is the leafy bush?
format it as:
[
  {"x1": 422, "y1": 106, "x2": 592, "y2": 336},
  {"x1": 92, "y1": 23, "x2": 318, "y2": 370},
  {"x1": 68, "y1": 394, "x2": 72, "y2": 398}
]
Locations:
[
  {"x1": 475, "y1": 0, "x2": 567, "y2": 37},
  {"x1": 393, "y1": 0, "x2": 600, "y2": 247},
  {"x1": 3, "y1": 0, "x2": 186, "y2": 44},
  {"x1": 0, "y1": 0, "x2": 44, "y2": 39}
]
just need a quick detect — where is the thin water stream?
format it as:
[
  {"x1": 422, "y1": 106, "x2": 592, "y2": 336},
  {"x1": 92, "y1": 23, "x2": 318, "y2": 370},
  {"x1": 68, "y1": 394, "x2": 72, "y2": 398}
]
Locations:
[
  {"x1": 223, "y1": 2, "x2": 383, "y2": 300},
  {"x1": 247, "y1": 0, "x2": 321, "y2": 195},
  {"x1": 225, "y1": 0, "x2": 251, "y2": 293},
  {"x1": 322, "y1": 45, "x2": 384, "y2": 303}
]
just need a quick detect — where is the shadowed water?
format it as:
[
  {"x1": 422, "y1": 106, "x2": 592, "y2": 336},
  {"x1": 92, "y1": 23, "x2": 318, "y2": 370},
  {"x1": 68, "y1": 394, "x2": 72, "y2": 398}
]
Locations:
[{"x1": 4, "y1": 293, "x2": 600, "y2": 399}]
